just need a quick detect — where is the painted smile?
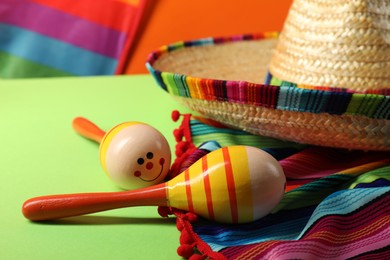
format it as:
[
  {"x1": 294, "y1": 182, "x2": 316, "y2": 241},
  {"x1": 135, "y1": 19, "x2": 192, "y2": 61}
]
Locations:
[{"x1": 139, "y1": 161, "x2": 165, "y2": 182}]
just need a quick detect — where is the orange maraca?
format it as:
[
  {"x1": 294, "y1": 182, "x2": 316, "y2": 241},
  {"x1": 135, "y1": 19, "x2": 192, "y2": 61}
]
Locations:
[
  {"x1": 22, "y1": 146, "x2": 285, "y2": 224},
  {"x1": 72, "y1": 117, "x2": 171, "y2": 190}
]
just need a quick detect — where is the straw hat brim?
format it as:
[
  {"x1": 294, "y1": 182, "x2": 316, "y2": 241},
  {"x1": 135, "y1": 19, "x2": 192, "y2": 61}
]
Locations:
[{"x1": 146, "y1": 34, "x2": 390, "y2": 151}]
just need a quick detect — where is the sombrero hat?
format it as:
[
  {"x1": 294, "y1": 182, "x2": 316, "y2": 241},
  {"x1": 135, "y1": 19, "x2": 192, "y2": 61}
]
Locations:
[{"x1": 146, "y1": 0, "x2": 390, "y2": 151}]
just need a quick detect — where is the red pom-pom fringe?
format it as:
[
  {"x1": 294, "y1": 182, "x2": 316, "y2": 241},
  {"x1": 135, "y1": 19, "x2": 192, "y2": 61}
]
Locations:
[
  {"x1": 177, "y1": 244, "x2": 194, "y2": 259},
  {"x1": 157, "y1": 206, "x2": 173, "y2": 218},
  {"x1": 189, "y1": 254, "x2": 206, "y2": 260},
  {"x1": 171, "y1": 110, "x2": 181, "y2": 122}
]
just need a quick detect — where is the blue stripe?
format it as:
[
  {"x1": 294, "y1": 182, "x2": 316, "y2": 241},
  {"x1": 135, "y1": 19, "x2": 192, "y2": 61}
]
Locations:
[
  {"x1": 0, "y1": 23, "x2": 117, "y2": 75},
  {"x1": 146, "y1": 63, "x2": 167, "y2": 91},
  {"x1": 317, "y1": 91, "x2": 330, "y2": 113},
  {"x1": 306, "y1": 90, "x2": 322, "y2": 113},
  {"x1": 325, "y1": 92, "x2": 352, "y2": 115}
]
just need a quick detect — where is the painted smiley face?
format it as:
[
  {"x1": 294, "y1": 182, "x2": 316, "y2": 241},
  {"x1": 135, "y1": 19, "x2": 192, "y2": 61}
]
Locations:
[
  {"x1": 100, "y1": 122, "x2": 171, "y2": 190},
  {"x1": 133, "y1": 152, "x2": 166, "y2": 182}
]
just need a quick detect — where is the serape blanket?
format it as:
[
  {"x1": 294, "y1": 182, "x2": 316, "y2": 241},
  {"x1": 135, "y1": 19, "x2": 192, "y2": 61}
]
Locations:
[
  {"x1": 161, "y1": 111, "x2": 390, "y2": 259},
  {"x1": 0, "y1": 0, "x2": 147, "y2": 78}
]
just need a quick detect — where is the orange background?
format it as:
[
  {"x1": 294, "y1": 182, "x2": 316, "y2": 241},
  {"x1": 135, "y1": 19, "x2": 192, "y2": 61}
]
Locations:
[{"x1": 124, "y1": 0, "x2": 293, "y2": 74}]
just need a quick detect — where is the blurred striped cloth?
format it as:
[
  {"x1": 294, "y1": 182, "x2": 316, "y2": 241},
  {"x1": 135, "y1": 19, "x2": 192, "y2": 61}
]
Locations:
[{"x1": 0, "y1": 0, "x2": 147, "y2": 78}]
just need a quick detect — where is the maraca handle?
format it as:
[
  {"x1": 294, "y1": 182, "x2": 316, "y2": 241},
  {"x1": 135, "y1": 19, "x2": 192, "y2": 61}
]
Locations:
[
  {"x1": 22, "y1": 184, "x2": 167, "y2": 221},
  {"x1": 72, "y1": 117, "x2": 106, "y2": 143}
]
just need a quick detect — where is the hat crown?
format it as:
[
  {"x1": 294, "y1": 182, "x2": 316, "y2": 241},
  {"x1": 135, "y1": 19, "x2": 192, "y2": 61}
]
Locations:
[{"x1": 269, "y1": 0, "x2": 390, "y2": 91}]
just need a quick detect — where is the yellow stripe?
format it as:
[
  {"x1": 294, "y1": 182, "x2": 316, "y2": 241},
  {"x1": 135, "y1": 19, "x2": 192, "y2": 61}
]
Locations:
[
  {"x1": 186, "y1": 77, "x2": 201, "y2": 99},
  {"x1": 209, "y1": 149, "x2": 232, "y2": 223},
  {"x1": 229, "y1": 146, "x2": 253, "y2": 222},
  {"x1": 189, "y1": 156, "x2": 208, "y2": 218},
  {"x1": 166, "y1": 170, "x2": 189, "y2": 211}
]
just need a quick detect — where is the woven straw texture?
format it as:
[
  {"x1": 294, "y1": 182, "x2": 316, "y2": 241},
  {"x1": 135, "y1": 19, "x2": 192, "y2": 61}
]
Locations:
[
  {"x1": 147, "y1": 0, "x2": 390, "y2": 151},
  {"x1": 175, "y1": 97, "x2": 389, "y2": 151},
  {"x1": 270, "y1": 0, "x2": 390, "y2": 91}
]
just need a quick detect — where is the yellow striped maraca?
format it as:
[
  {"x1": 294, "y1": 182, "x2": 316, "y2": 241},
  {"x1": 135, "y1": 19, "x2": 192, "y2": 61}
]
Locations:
[
  {"x1": 72, "y1": 117, "x2": 171, "y2": 190},
  {"x1": 22, "y1": 146, "x2": 285, "y2": 224}
]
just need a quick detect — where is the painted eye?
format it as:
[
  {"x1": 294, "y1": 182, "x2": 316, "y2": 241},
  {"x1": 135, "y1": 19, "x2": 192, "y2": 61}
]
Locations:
[
  {"x1": 137, "y1": 158, "x2": 144, "y2": 165},
  {"x1": 146, "y1": 152, "x2": 154, "y2": 159}
]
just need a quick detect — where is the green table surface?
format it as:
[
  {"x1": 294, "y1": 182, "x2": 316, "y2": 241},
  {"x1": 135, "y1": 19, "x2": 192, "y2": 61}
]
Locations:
[{"x1": 0, "y1": 75, "x2": 190, "y2": 260}]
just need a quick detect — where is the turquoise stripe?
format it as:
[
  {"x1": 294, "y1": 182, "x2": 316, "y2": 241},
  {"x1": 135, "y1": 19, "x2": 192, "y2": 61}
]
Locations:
[
  {"x1": 292, "y1": 87, "x2": 303, "y2": 111},
  {"x1": 280, "y1": 80, "x2": 296, "y2": 87},
  {"x1": 190, "y1": 120, "x2": 248, "y2": 136},
  {"x1": 297, "y1": 89, "x2": 310, "y2": 112},
  {"x1": 204, "y1": 217, "x2": 307, "y2": 251},
  {"x1": 277, "y1": 86, "x2": 291, "y2": 110},
  {"x1": 0, "y1": 23, "x2": 117, "y2": 75}
]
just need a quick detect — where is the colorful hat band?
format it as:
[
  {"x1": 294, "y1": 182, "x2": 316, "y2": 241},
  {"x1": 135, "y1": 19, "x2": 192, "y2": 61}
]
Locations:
[{"x1": 146, "y1": 34, "x2": 389, "y2": 120}]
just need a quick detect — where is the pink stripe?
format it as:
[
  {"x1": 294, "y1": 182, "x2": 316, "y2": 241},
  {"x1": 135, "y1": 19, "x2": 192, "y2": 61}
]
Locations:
[
  {"x1": 226, "y1": 81, "x2": 238, "y2": 102},
  {"x1": 0, "y1": 0, "x2": 126, "y2": 58},
  {"x1": 264, "y1": 229, "x2": 390, "y2": 259}
]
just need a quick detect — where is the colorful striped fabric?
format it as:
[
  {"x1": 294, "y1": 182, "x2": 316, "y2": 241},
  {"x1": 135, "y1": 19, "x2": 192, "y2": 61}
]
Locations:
[
  {"x1": 0, "y1": 0, "x2": 147, "y2": 78},
  {"x1": 169, "y1": 113, "x2": 390, "y2": 259},
  {"x1": 146, "y1": 34, "x2": 390, "y2": 120}
]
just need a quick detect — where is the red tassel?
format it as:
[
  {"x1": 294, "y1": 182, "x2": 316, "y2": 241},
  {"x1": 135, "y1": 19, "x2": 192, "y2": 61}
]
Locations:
[
  {"x1": 184, "y1": 212, "x2": 198, "y2": 222},
  {"x1": 157, "y1": 206, "x2": 172, "y2": 218},
  {"x1": 176, "y1": 221, "x2": 184, "y2": 231},
  {"x1": 180, "y1": 229, "x2": 194, "y2": 245},
  {"x1": 171, "y1": 110, "x2": 181, "y2": 122},
  {"x1": 189, "y1": 254, "x2": 206, "y2": 260},
  {"x1": 173, "y1": 128, "x2": 184, "y2": 142},
  {"x1": 177, "y1": 244, "x2": 194, "y2": 259}
]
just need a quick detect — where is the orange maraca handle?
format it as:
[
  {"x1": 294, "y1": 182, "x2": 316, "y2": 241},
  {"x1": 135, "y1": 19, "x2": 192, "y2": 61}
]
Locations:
[
  {"x1": 22, "y1": 184, "x2": 167, "y2": 221},
  {"x1": 72, "y1": 117, "x2": 106, "y2": 143}
]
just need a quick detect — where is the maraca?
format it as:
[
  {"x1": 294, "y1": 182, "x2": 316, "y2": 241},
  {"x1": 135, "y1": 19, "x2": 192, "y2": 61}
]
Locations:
[
  {"x1": 72, "y1": 117, "x2": 171, "y2": 190},
  {"x1": 22, "y1": 146, "x2": 285, "y2": 224}
]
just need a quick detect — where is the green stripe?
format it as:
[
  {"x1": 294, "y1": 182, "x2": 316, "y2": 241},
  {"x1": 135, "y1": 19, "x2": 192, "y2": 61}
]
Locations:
[
  {"x1": 348, "y1": 165, "x2": 390, "y2": 188},
  {"x1": 373, "y1": 96, "x2": 390, "y2": 119},
  {"x1": 167, "y1": 41, "x2": 185, "y2": 51},
  {"x1": 273, "y1": 174, "x2": 354, "y2": 212},
  {"x1": 0, "y1": 51, "x2": 73, "y2": 78},
  {"x1": 174, "y1": 74, "x2": 190, "y2": 97},
  {"x1": 161, "y1": 72, "x2": 180, "y2": 96},
  {"x1": 347, "y1": 94, "x2": 386, "y2": 117},
  {"x1": 270, "y1": 76, "x2": 282, "y2": 86}
]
